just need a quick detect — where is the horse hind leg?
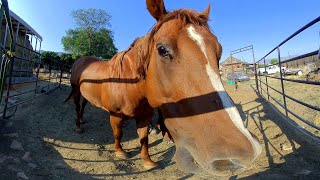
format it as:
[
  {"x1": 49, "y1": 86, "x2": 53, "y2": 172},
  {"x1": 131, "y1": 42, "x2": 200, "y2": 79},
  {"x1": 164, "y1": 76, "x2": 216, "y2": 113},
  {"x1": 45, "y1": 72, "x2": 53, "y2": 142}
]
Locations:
[
  {"x1": 79, "y1": 98, "x2": 88, "y2": 124},
  {"x1": 73, "y1": 86, "x2": 83, "y2": 134}
]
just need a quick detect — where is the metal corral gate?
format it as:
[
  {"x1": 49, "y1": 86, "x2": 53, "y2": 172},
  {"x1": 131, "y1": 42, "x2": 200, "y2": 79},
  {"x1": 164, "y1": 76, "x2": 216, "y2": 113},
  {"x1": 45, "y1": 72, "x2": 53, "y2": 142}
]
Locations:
[
  {"x1": 0, "y1": 0, "x2": 70, "y2": 119},
  {"x1": 256, "y1": 16, "x2": 320, "y2": 141}
]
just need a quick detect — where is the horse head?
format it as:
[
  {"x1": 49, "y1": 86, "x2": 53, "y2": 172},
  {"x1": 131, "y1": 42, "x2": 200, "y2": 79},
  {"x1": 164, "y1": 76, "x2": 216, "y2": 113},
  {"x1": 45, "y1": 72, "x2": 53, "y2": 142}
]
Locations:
[{"x1": 141, "y1": 0, "x2": 262, "y2": 176}]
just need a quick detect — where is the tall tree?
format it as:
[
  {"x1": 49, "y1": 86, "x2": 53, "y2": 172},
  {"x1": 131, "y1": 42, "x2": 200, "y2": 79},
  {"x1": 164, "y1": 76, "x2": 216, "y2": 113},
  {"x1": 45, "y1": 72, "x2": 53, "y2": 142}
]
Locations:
[
  {"x1": 61, "y1": 8, "x2": 117, "y2": 59},
  {"x1": 41, "y1": 51, "x2": 60, "y2": 65},
  {"x1": 60, "y1": 53, "x2": 75, "y2": 66},
  {"x1": 270, "y1": 58, "x2": 278, "y2": 65}
]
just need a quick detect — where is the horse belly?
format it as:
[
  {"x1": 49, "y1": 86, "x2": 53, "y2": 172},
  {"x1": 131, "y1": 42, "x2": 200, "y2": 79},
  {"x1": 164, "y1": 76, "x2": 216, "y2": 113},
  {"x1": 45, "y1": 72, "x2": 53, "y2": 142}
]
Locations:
[{"x1": 80, "y1": 83, "x2": 103, "y2": 108}]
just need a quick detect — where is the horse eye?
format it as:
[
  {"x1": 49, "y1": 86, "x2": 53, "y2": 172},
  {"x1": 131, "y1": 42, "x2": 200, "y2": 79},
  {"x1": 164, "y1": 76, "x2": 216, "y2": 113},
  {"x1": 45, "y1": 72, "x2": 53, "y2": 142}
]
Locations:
[{"x1": 157, "y1": 46, "x2": 170, "y2": 58}]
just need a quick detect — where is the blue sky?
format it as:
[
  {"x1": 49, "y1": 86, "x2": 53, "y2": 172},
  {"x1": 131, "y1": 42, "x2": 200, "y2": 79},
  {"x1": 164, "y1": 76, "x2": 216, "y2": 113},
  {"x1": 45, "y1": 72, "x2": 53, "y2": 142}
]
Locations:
[{"x1": 8, "y1": 0, "x2": 320, "y2": 63}]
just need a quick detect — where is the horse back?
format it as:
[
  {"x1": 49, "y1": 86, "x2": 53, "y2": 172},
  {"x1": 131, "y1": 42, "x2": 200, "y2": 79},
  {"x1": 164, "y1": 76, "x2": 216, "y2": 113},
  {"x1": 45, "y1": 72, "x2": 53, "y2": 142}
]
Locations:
[{"x1": 70, "y1": 56, "x2": 103, "y2": 86}]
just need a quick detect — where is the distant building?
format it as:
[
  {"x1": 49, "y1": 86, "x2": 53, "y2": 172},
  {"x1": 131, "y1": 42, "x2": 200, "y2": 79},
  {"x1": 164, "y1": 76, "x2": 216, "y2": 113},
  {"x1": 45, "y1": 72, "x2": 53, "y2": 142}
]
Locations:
[
  {"x1": 220, "y1": 56, "x2": 243, "y2": 77},
  {"x1": 282, "y1": 54, "x2": 320, "y2": 70}
]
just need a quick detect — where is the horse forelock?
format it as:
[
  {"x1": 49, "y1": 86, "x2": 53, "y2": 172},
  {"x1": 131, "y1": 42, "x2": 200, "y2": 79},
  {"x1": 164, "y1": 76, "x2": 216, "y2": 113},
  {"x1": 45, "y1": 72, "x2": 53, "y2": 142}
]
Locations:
[
  {"x1": 135, "y1": 9, "x2": 211, "y2": 80},
  {"x1": 150, "y1": 9, "x2": 209, "y2": 37}
]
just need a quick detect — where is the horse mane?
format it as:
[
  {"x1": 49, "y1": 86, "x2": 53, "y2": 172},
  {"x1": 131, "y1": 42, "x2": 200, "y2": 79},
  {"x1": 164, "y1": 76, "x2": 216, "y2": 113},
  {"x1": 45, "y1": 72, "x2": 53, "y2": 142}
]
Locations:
[
  {"x1": 136, "y1": 9, "x2": 210, "y2": 79},
  {"x1": 111, "y1": 36, "x2": 150, "y2": 79},
  {"x1": 110, "y1": 39, "x2": 136, "y2": 78}
]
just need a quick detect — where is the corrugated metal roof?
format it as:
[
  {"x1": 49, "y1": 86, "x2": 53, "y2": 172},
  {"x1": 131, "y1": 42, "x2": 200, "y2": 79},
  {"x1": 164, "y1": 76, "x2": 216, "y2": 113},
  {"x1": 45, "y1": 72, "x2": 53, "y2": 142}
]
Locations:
[{"x1": 8, "y1": 10, "x2": 42, "y2": 41}]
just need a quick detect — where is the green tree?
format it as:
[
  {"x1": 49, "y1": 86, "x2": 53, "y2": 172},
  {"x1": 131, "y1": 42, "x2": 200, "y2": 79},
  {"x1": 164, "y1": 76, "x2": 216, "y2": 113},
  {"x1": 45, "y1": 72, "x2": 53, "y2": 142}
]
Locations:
[
  {"x1": 92, "y1": 29, "x2": 117, "y2": 59},
  {"x1": 61, "y1": 8, "x2": 117, "y2": 59},
  {"x1": 60, "y1": 53, "x2": 75, "y2": 66},
  {"x1": 270, "y1": 58, "x2": 278, "y2": 64},
  {"x1": 41, "y1": 51, "x2": 60, "y2": 65}
]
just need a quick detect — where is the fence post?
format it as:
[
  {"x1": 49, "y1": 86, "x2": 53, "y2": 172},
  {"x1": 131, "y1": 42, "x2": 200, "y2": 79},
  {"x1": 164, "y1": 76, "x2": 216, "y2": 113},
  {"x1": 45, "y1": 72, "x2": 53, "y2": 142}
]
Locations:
[
  {"x1": 59, "y1": 64, "x2": 63, "y2": 89},
  {"x1": 252, "y1": 46, "x2": 259, "y2": 92},
  {"x1": 277, "y1": 46, "x2": 288, "y2": 117},
  {"x1": 257, "y1": 61, "x2": 262, "y2": 95},
  {"x1": 263, "y1": 58, "x2": 270, "y2": 101},
  {"x1": 3, "y1": 17, "x2": 20, "y2": 118},
  {"x1": 34, "y1": 41, "x2": 41, "y2": 94}
]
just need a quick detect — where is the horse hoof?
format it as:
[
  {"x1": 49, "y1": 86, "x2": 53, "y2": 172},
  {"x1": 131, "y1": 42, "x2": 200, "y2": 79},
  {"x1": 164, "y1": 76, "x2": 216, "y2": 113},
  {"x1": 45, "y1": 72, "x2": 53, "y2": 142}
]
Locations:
[
  {"x1": 143, "y1": 161, "x2": 157, "y2": 170},
  {"x1": 115, "y1": 151, "x2": 128, "y2": 159},
  {"x1": 76, "y1": 128, "x2": 83, "y2": 134},
  {"x1": 149, "y1": 128, "x2": 158, "y2": 135}
]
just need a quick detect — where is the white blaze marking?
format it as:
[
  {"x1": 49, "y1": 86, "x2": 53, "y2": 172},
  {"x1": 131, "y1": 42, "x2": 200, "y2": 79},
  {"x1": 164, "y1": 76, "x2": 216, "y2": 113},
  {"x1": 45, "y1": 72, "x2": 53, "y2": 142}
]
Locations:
[{"x1": 187, "y1": 25, "x2": 262, "y2": 158}]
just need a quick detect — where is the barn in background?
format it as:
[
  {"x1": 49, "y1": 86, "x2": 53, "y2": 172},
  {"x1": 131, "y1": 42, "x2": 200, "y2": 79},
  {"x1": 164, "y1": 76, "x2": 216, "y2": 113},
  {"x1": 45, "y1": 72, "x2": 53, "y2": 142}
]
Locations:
[
  {"x1": 282, "y1": 54, "x2": 320, "y2": 74},
  {"x1": 220, "y1": 56, "x2": 244, "y2": 77}
]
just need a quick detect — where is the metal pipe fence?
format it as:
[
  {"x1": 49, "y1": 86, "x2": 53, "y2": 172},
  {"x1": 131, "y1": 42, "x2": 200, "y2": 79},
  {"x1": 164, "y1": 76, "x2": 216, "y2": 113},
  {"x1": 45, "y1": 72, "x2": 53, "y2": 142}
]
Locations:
[
  {"x1": 0, "y1": 0, "x2": 71, "y2": 119},
  {"x1": 255, "y1": 16, "x2": 320, "y2": 139}
]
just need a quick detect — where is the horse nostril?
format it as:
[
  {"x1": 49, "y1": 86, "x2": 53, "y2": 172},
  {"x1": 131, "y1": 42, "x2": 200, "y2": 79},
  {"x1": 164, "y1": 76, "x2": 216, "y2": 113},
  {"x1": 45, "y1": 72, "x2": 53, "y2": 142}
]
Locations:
[{"x1": 212, "y1": 159, "x2": 245, "y2": 174}]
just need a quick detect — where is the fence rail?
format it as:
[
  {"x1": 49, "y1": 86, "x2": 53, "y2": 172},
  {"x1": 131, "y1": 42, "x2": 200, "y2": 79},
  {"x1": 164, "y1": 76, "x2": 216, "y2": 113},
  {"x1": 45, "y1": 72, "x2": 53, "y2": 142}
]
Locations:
[
  {"x1": 255, "y1": 16, "x2": 320, "y2": 140},
  {"x1": 0, "y1": 0, "x2": 71, "y2": 119}
]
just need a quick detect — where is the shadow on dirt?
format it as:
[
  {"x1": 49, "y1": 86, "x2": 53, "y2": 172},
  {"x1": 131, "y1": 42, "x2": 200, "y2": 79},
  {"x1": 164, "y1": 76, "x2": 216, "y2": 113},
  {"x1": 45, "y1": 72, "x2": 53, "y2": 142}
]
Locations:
[
  {"x1": 0, "y1": 86, "x2": 178, "y2": 179},
  {"x1": 234, "y1": 85, "x2": 320, "y2": 179}
]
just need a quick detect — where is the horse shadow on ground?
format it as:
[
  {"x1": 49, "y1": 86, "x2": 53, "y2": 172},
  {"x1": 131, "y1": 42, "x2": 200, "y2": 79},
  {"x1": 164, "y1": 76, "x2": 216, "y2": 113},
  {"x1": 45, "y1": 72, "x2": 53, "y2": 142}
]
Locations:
[
  {"x1": 4, "y1": 83, "x2": 320, "y2": 179},
  {"x1": 232, "y1": 85, "x2": 320, "y2": 179},
  {"x1": 2, "y1": 83, "x2": 262, "y2": 179},
  {"x1": 0, "y1": 85, "x2": 180, "y2": 179}
]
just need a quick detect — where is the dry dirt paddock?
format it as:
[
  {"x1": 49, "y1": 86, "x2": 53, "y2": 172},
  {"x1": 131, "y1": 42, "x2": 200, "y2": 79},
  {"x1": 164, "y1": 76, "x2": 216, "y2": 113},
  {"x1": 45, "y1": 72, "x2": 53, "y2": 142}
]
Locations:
[{"x1": 1, "y1": 80, "x2": 320, "y2": 180}]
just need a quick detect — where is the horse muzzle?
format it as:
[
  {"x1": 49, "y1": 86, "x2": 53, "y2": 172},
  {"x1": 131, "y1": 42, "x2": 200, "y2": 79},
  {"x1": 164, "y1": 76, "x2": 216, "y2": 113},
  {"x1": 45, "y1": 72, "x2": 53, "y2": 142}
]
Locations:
[{"x1": 174, "y1": 146, "x2": 249, "y2": 176}]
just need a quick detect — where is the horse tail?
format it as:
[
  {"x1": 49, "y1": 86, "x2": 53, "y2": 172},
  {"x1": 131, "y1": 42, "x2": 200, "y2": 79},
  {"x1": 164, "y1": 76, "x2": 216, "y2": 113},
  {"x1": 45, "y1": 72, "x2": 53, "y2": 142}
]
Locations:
[{"x1": 64, "y1": 86, "x2": 74, "y2": 104}]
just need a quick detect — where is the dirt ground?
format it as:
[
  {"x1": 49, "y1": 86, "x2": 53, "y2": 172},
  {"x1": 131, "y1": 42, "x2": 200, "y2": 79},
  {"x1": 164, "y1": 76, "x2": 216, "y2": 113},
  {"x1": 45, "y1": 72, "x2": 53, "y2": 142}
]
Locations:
[
  {"x1": 256, "y1": 74, "x2": 320, "y2": 137},
  {"x1": 1, "y1": 79, "x2": 320, "y2": 179}
]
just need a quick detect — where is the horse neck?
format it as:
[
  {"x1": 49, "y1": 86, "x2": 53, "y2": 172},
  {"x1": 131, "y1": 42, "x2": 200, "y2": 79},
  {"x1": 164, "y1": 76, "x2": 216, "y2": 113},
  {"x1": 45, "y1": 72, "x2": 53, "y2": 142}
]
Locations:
[
  {"x1": 94, "y1": 45, "x2": 145, "y2": 97},
  {"x1": 109, "y1": 37, "x2": 148, "y2": 81}
]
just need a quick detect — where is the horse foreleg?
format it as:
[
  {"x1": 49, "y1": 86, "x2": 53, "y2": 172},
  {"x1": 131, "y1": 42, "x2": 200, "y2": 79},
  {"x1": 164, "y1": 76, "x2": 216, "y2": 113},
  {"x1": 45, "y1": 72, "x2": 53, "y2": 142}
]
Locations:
[
  {"x1": 157, "y1": 109, "x2": 173, "y2": 143},
  {"x1": 110, "y1": 114, "x2": 127, "y2": 159},
  {"x1": 136, "y1": 118, "x2": 157, "y2": 170},
  {"x1": 79, "y1": 98, "x2": 88, "y2": 124}
]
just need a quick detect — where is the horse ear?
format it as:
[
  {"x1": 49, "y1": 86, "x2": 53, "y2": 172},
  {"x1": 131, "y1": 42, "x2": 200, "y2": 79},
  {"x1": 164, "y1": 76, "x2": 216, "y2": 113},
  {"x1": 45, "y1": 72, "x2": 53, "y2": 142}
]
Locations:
[
  {"x1": 146, "y1": 0, "x2": 167, "y2": 21},
  {"x1": 199, "y1": 4, "x2": 211, "y2": 22}
]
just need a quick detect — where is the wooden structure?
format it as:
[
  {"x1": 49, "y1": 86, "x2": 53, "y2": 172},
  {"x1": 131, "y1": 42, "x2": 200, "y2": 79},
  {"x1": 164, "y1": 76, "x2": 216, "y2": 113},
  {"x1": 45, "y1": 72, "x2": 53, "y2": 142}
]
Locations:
[{"x1": 220, "y1": 56, "x2": 243, "y2": 77}]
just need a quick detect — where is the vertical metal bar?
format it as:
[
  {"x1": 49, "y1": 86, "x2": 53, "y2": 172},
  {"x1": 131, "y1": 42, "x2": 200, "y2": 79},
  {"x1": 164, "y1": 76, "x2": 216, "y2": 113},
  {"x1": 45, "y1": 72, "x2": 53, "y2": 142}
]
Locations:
[
  {"x1": 59, "y1": 63, "x2": 63, "y2": 88},
  {"x1": 258, "y1": 62, "x2": 263, "y2": 96},
  {"x1": 2, "y1": 23, "x2": 8, "y2": 47},
  {"x1": 0, "y1": 5, "x2": 4, "y2": 44},
  {"x1": 263, "y1": 58, "x2": 270, "y2": 101},
  {"x1": 47, "y1": 58, "x2": 51, "y2": 91},
  {"x1": 34, "y1": 38, "x2": 38, "y2": 52},
  {"x1": 3, "y1": 56, "x2": 13, "y2": 118},
  {"x1": 34, "y1": 40, "x2": 41, "y2": 94},
  {"x1": 277, "y1": 47, "x2": 288, "y2": 117},
  {"x1": 3, "y1": 21, "x2": 20, "y2": 118},
  {"x1": 251, "y1": 46, "x2": 259, "y2": 92},
  {"x1": 20, "y1": 29, "x2": 28, "y2": 77},
  {"x1": 32, "y1": 38, "x2": 38, "y2": 77},
  {"x1": 230, "y1": 55, "x2": 236, "y2": 91},
  {"x1": 0, "y1": 5, "x2": 3, "y2": 32},
  {"x1": 13, "y1": 22, "x2": 20, "y2": 50},
  {"x1": 26, "y1": 34, "x2": 33, "y2": 77}
]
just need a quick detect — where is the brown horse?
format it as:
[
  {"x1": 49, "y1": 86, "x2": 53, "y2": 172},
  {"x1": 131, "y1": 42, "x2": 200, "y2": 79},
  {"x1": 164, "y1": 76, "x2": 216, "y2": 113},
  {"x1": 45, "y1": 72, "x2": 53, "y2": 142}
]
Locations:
[{"x1": 66, "y1": 0, "x2": 262, "y2": 176}]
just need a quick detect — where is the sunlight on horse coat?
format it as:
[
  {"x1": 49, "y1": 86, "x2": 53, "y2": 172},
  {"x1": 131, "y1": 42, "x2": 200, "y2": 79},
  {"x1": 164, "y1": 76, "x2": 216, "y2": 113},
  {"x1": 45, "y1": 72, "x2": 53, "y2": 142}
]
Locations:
[{"x1": 66, "y1": 0, "x2": 262, "y2": 176}]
